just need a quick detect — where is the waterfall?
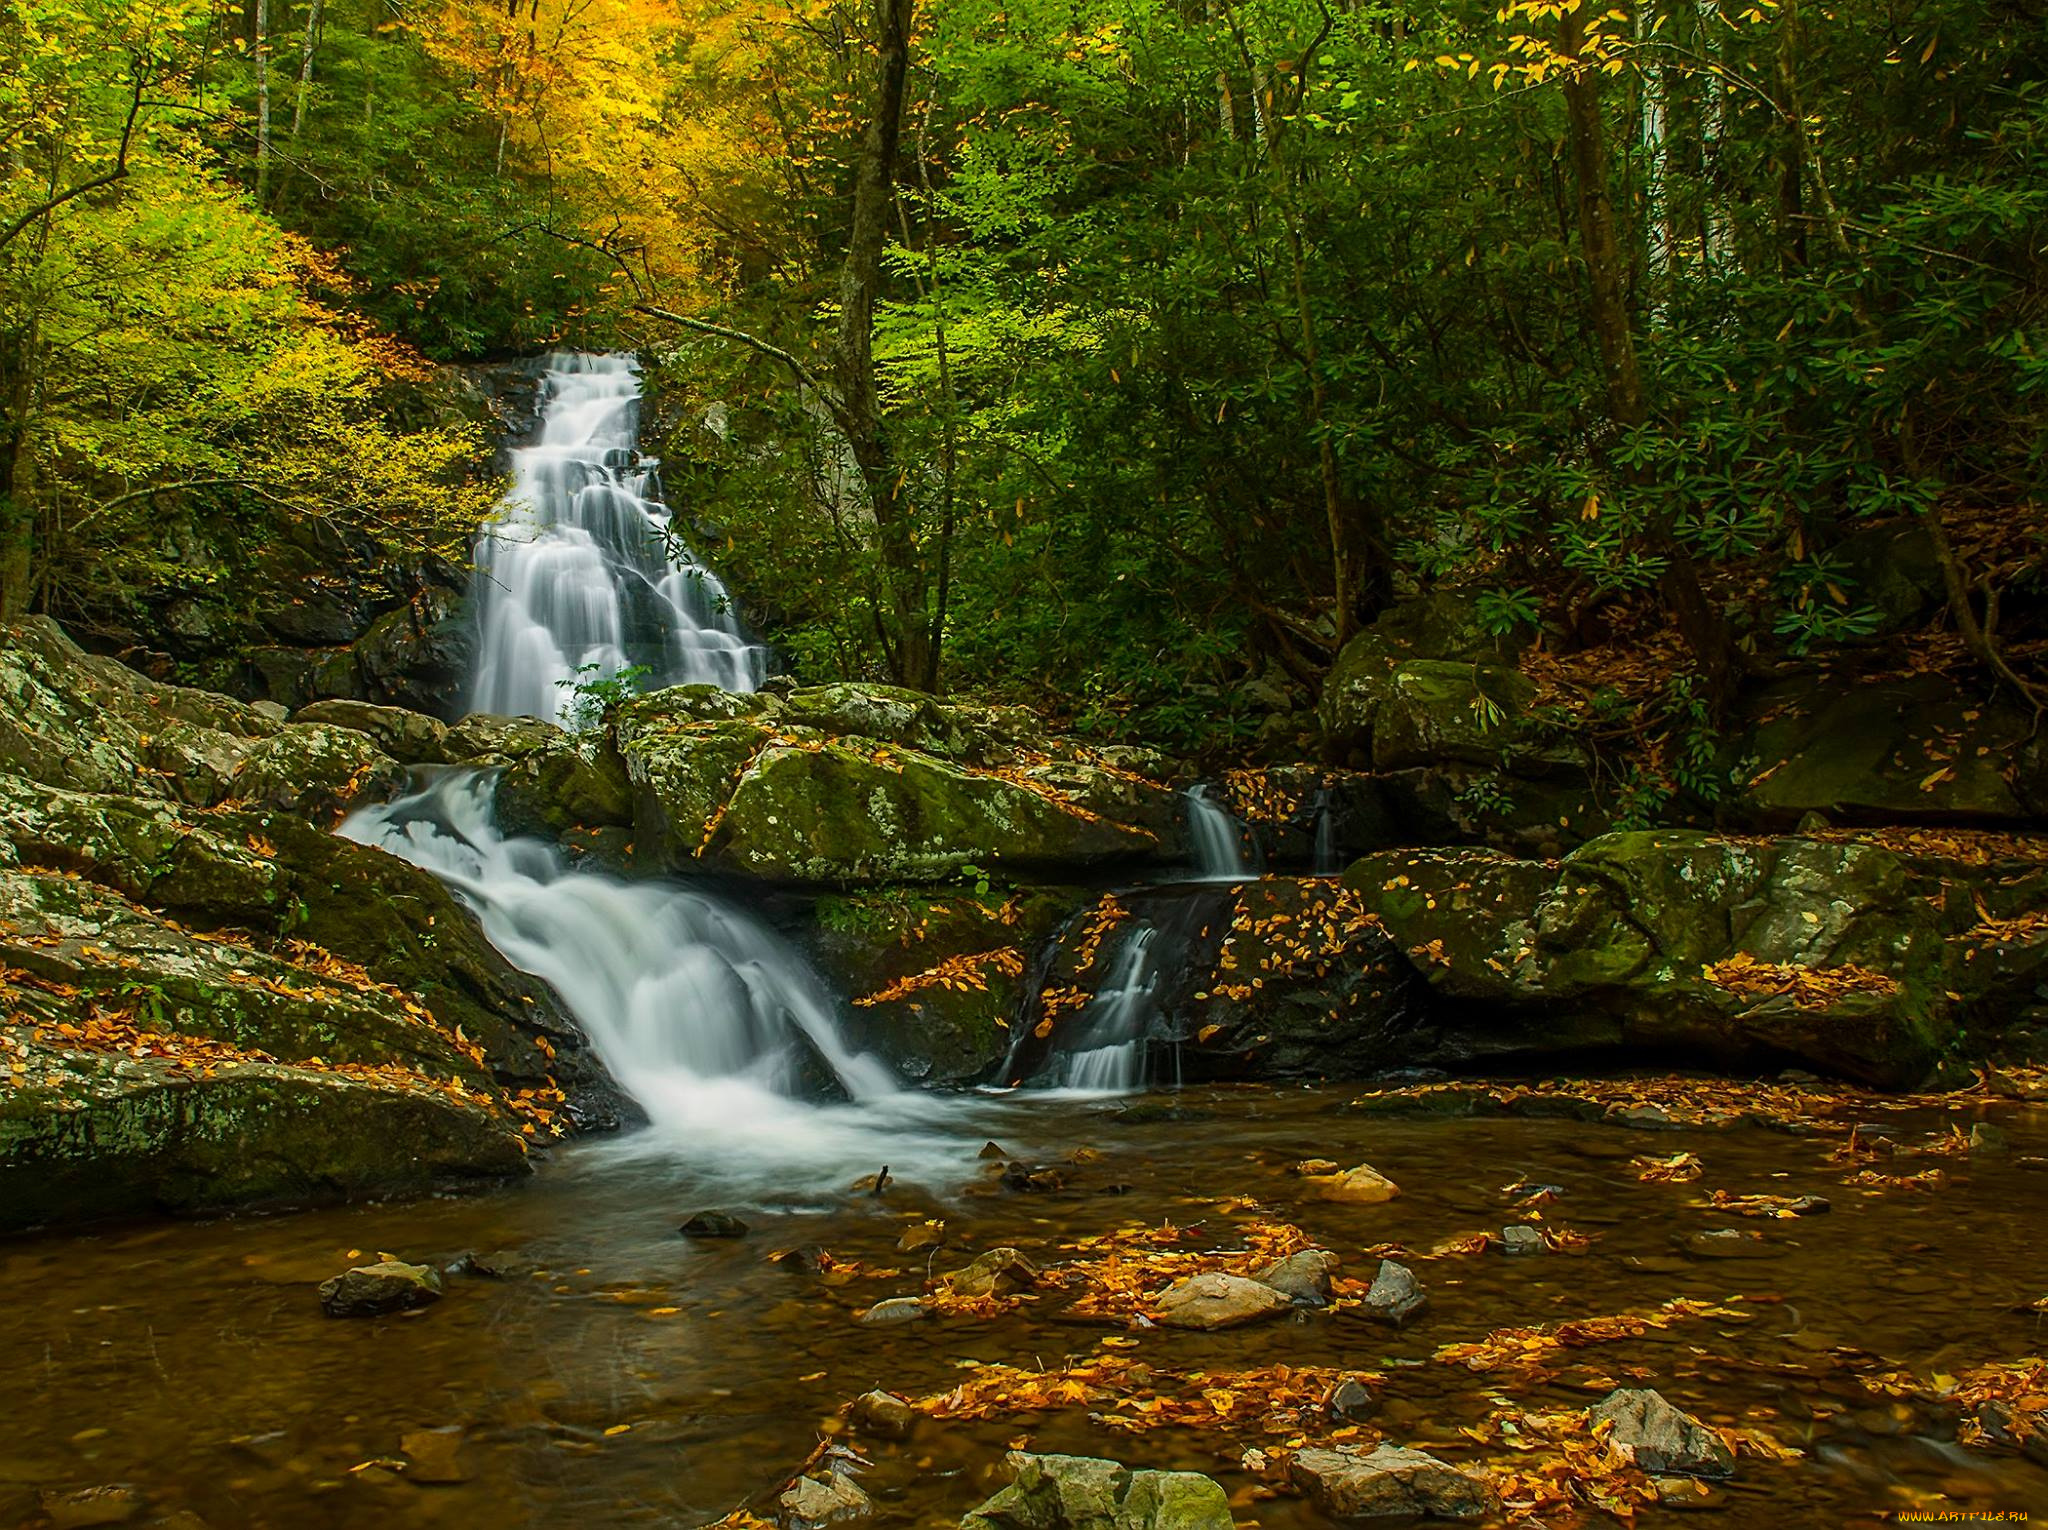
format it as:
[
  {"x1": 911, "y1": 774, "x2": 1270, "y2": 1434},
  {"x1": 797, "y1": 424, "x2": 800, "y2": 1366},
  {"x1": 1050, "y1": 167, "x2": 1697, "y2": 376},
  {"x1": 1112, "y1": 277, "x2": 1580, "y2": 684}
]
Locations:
[
  {"x1": 343, "y1": 774, "x2": 900, "y2": 1129},
  {"x1": 347, "y1": 352, "x2": 961, "y2": 1183},
  {"x1": 1312, "y1": 787, "x2": 1342, "y2": 875},
  {"x1": 470, "y1": 353, "x2": 768, "y2": 724},
  {"x1": 1048, "y1": 927, "x2": 1163, "y2": 1092},
  {"x1": 1186, "y1": 784, "x2": 1257, "y2": 881}
]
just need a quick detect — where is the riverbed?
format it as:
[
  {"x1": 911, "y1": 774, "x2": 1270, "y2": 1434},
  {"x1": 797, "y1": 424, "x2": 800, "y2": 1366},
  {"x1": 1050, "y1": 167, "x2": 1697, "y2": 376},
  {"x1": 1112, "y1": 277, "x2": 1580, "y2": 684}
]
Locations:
[{"x1": 6, "y1": 1084, "x2": 2045, "y2": 1528}]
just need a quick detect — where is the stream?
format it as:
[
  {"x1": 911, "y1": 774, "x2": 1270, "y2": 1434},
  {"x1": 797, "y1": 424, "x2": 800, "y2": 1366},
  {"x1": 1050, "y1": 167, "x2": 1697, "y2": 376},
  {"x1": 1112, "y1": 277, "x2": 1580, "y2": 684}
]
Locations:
[
  {"x1": 4, "y1": 1089, "x2": 2045, "y2": 1528},
  {"x1": 6, "y1": 355, "x2": 2043, "y2": 1530}
]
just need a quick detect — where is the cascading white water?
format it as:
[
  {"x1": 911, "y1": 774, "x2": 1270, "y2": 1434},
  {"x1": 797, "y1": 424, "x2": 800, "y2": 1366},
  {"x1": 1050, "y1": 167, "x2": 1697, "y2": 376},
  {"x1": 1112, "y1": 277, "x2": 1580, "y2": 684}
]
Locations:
[
  {"x1": 350, "y1": 352, "x2": 983, "y2": 1189},
  {"x1": 1050, "y1": 927, "x2": 1163, "y2": 1092},
  {"x1": 1186, "y1": 785, "x2": 1257, "y2": 881},
  {"x1": 470, "y1": 353, "x2": 767, "y2": 724}
]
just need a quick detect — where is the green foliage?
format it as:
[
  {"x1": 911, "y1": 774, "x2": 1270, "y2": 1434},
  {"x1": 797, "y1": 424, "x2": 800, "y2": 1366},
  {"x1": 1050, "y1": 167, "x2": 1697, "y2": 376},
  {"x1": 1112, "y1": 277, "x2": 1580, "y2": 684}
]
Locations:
[{"x1": 556, "y1": 663, "x2": 654, "y2": 732}]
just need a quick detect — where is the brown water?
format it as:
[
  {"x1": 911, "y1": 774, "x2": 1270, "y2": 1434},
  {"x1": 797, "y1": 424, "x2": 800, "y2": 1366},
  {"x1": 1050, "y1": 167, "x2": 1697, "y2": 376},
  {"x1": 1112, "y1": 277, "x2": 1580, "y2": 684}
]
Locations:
[{"x1": 5, "y1": 1086, "x2": 2046, "y2": 1529}]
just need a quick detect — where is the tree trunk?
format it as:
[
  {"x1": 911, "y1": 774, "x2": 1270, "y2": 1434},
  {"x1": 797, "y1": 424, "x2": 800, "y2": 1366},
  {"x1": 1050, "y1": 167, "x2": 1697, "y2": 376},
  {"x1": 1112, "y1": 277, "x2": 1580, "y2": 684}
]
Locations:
[
  {"x1": 1637, "y1": 0, "x2": 1672, "y2": 321},
  {"x1": 289, "y1": 0, "x2": 323, "y2": 144},
  {"x1": 830, "y1": 0, "x2": 931, "y2": 689},
  {"x1": 1695, "y1": 0, "x2": 1734, "y2": 270},
  {"x1": 254, "y1": 0, "x2": 272, "y2": 202},
  {"x1": 1560, "y1": 5, "x2": 1735, "y2": 706}
]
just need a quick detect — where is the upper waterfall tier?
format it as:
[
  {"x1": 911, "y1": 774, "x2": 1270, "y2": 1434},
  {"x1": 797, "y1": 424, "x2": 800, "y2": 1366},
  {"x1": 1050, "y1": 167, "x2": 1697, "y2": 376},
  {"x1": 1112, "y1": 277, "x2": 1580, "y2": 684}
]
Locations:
[{"x1": 470, "y1": 353, "x2": 768, "y2": 724}]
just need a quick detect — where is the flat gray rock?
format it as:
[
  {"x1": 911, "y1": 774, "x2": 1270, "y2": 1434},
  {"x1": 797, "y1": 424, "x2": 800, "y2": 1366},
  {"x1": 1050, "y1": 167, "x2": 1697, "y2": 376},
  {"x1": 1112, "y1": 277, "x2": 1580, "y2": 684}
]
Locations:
[
  {"x1": 1290, "y1": 1444, "x2": 1496, "y2": 1520},
  {"x1": 1154, "y1": 1271, "x2": 1292, "y2": 1330}
]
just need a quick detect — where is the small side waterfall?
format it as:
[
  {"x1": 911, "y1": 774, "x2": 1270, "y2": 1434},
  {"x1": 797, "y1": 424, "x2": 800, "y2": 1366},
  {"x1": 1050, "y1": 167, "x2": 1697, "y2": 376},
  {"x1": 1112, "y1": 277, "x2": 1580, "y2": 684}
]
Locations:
[
  {"x1": 471, "y1": 353, "x2": 768, "y2": 724},
  {"x1": 1186, "y1": 785, "x2": 1257, "y2": 881},
  {"x1": 1312, "y1": 787, "x2": 1343, "y2": 875}
]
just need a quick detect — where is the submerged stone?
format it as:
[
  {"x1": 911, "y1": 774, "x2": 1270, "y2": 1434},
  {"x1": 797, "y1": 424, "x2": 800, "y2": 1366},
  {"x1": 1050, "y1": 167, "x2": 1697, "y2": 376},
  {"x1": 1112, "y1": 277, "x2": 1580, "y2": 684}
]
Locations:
[{"x1": 680, "y1": 1210, "x2": 749, "y2": 1239}]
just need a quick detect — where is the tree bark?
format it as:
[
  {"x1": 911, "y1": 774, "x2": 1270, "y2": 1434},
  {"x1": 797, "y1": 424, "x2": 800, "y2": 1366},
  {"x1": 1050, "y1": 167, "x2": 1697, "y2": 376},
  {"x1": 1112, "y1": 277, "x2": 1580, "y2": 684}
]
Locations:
[
  {"x1": 254, "y1": 0, "x2": 272, "y2": 202},
  {"x1": 829, "y1": 0, "x2": 931, "y2": 689},
  {"x1": 289, "y1": 0, "x2": 324, "y2": 144},
  {"x1": 1560, "y1": 5, "x2": 1735, "y2": 706}
]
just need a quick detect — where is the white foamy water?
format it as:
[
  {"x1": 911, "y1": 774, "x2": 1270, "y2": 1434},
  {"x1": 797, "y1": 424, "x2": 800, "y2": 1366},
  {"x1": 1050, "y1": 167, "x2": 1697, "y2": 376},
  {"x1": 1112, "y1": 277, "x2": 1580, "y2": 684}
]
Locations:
[
  {"x1": 1186, "y1": 784, "x2": 1257, "y2": 881},
  {"x1": 470, "y1": 353, "x2": 767, "y2": 724},
  {"x1": 352, "y1": 352, "x2": 986, "y2": 1192}
]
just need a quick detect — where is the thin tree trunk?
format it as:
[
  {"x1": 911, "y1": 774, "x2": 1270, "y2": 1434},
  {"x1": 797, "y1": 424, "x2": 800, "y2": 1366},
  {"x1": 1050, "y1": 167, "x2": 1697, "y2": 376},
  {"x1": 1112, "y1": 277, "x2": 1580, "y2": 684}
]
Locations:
[
  {"x1": 1696, "y1": 0, "x2": 1733, "y2": 270},
  {"x1": 1560, "y1": 4, "x2": 1735, "y2": 705},
  {"x1": 254, "y1": 0, "x2": 272, "y2": 201},
  {"x1": 289, "y1": 0, "x2": 323, "y2": 143},
  {"x1": 1638, "y1": 0, "x2": 1672, "y2": 321},
  {"x1": 830, "y1": 0, "x2": 930, "y2": 689}
]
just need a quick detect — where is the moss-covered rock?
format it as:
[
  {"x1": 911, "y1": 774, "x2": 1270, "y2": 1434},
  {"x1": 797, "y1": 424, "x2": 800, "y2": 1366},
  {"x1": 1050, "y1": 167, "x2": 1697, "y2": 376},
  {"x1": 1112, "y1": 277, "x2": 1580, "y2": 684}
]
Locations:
[
  {"x1": 613, "y1": 687, "x2": 1180, "y2": 886},
  {"x1": 0, "y1": 1043, "x2": 528, "y2": 1232},
  {"x1": 294, "y1": 699, "x2": 451, "y2": 764},
  {"x1": 0, "y1": 773, "x2": 625, "y2": 1128},
  {"x1": 0, "y1": 871, "x2": 531, "y2": 1232},
  {"x1": 1342, "y1": 830, "x2": 1968, "y2": 1085},
  {"x1": 0, "y1": 616, "x2": 278, "y2": 804},
  {"x1": 226, "y1": 722, "x2": 409, "y2": 822},
  {"x1": 809, "y1": 886, "x2": 1086, "y2": 1083},
  {"x1": 443, "y1": 711, "x2": 635, "y2": 836},
  {"x1": 1734, "y1": 676, "x2": 2031, "y2": 825}
]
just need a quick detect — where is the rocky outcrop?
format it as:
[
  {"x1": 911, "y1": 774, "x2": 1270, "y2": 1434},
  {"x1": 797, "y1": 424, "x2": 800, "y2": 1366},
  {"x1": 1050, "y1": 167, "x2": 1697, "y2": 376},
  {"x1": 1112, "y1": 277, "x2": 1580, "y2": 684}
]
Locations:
[
  {"x1": 809, "y1": 887, "x2": 1084, "y2": 1085},
  {"x1": 613, "y1": 685, "x2": 1183, "y2": 886},
  {"x1": 1009, "y1": 880, "x2": 1432, "y2": 1087},
  {"x1": 1344, "y1": 828, "x2": 2048, "y2": 1086},
  {"x1": 0, "y1": 619, "x2": 624, "y2": 1231}
]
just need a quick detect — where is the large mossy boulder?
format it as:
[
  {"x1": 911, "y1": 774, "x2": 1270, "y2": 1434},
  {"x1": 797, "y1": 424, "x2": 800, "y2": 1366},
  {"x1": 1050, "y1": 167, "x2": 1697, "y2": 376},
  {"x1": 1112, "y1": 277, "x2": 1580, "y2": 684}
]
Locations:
[
  {"x1": 810, "y1": 886, "x2": 1086, "y2": 1083},
  {"x1": 962, "y1": 1453, "x2": 1232, "y2": 1530},
  {"x1": 0, "y1": 616, "x2": 280, "y2": 804},
  {"x1": 0, "y1": 773, "x2": 624, "y2": 1127},
  {"x1": 1342, "y1": 830, "x2": 1990, "y2": 1085},
  {"x1": 0, "y1": 869, "x2": 529, "y2": 1231},
  {"x1": 1733, "y1": 675, "x2": 2034, "y2": 826},
  {"x1": 612, "y1": 684, "x2": 1180, "y2": 887}
]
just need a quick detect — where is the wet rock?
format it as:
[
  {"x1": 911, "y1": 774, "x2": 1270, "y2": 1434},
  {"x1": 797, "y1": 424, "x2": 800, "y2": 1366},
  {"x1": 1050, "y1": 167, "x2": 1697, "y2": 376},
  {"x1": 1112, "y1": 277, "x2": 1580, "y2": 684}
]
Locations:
[
  {"x1": 1327, "y1": 1378, "x2": 1380, "y2": 1422},
  {"x1": 400, "y1": 1427, "x2": 468, "y2": 1484},
  {"x1": 38, "y1": 1486, "x2": 145, "y2": 1528},
  {"x1": 978, "y1": 1141, "x2": 1009, "y2": 1159},
  {"x1": 1651, "y1": 1476, "x2": 1725, "y2": 1511},
  {"x1": 1971, "y1": 1122, "x2": 2010, "y2": 1155},
  {"x1": 1154, "y1": 1272, "x2": 1292, "y2": 1331},
  {"x1": 319, "y1": 1259, "x2": 445, "y2": 1318},
  {"x1": 944, "y1": 1247, "x2": 1042, "y2": 1299},
  {"x1": 850, "y1": 1390, "x2": 917, "y2": 1439},
  {"x1": 1310, "y1": 1163, "x2": 1401, "y2": 1204},
  {"x1": 858, "y1": 1297, "x2": 927, "y2": 1326},
  {"x1": 1499, "y1": 1225, "x2": 1544, "y2": 1256},
  {"x1": 1356, "y1": 1259, "x2": 1429, "y2": 1327},
  {"x1": 1001, "y1": 1161, "x2": 1067, "y2": 1194},
  {"x1": 1590, "y1": 1388, "x2": 1736, "y2": 1478},
  {"x1": 447, "y1": 1250, "x2": 523, "y2": 1280},
  {"x1": 1289, "y1": 1444, "x2": 1496, "y2": 1520},
  {"x1": 680, "y1": 1210, "x2": 749, "y2": 1239},
  {"x1": 1675, "y1": 1229, "x2": 1776, "y2": 1260},
  {"x1": 961, "y1": 1452, "x2": 1231, "y2": 1530},
  {"x1": 779, "y1": 1471, "x2": 871, "y2": 1528},
  {"x1": 1257, "y1": 1249, "x2": 1341, "y2": 1306}
]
